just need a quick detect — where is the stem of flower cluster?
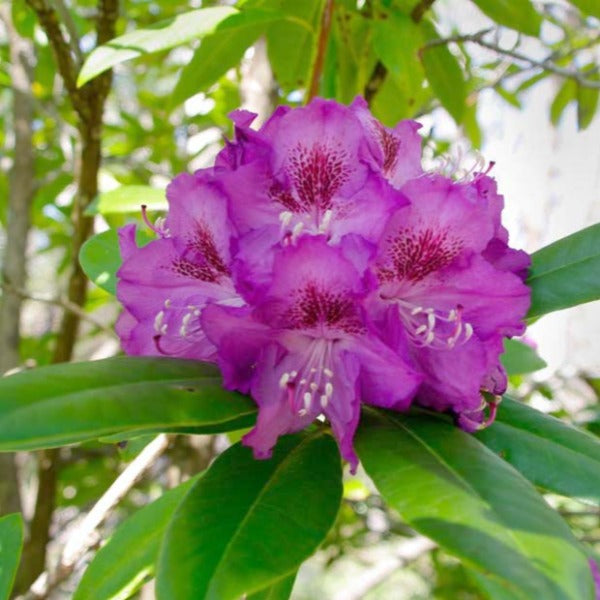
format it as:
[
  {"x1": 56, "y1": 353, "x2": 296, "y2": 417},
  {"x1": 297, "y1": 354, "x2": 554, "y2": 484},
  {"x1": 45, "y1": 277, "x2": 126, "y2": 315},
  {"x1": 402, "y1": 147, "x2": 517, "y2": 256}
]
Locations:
[{"x1": 306, "y1": 0, "x2": 335, "y2": 102}]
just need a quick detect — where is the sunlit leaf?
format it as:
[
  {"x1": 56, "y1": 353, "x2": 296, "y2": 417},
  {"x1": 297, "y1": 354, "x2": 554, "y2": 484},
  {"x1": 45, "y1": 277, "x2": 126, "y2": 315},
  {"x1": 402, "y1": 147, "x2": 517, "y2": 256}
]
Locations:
[
  {"x1": 577, "y1": 75, "x2": 600, "y2": 131},
  {"x1": 172, "y1": 9, "x2": 282, "y2": 106},
  {"x1": 356, "y1": 408, "x2": 594, "y2": 599},
  {"x1": 550, "y1": 79, "x2": 577, "y2": 126},
  {"x1": 85, "y1": 186, "x2": 166, "y2": 216},
  {"x1": 77, "y1": 7, "x2": 238, "y2": 86}
]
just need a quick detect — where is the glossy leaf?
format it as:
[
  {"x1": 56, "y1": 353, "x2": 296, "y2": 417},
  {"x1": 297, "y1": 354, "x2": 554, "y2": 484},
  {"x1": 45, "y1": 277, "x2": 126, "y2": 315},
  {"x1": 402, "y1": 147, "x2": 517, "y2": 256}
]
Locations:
[
  {"x1": 0, "y1": 513, "x2": 23, "y2": 600},
  {"x1": 247, "y1": 573, "x2": 297, "y2": 600},
  {"x1": 0, "y1": 357, "x2": 256, "y2": 451},
  {"x1": 79, "y1": 228, "x2": 153, "y2": 295},
  {"x1": 421, "y1": 44, "x2": 466, "y2": 123},
  {"x1": 469, "y1": 0, "x2": 542, "y2": 37},
  {"x1": 500, "y1": 338, "x2": 546, "y2": 376},
  {"x1": 84, "y1": 186, "x2": 167, "y2": 216},
  {"x1": 476, "y1": 397, "x2": 600, "y2": 502},
  {"x1": 75, "y1": 477, "x2": 199, "y2": 600},
  {"x1": 77, "y1": 7, "x2": 237, "y2": 86},
  {"x1": 156, "y1": 432, "x2": 342, "y2": 600},
  {"x1": 527, "y1": 223, "x2": 600, "y2": 318},
  {"x1": 172, "y1": 9, "x2": 281, "y2": 106},
  {"x1": 356, "y1": 409, "x2": 594, "y2": 600}
]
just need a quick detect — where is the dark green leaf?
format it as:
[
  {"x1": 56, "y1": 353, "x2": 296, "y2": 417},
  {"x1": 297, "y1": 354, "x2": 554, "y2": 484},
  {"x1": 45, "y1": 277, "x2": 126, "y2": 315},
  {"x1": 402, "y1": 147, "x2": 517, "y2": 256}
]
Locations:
[
  {"x1": 0, "y1": 513, "x2": 23, "y2": 600},
  {"x1": 247, "y1": 572, "x2": 297, "y2": 600},
  {"x1": 476, "y1": 397, "x2": 600, "y2": 502},
  {"x1": 77, "y1": 7, "x2": 238, "y2": 86},
  {"x1": 79, "y1": 228, "x2": 153, "y2": 295},
  {"x1": 84, "y1": 186, "x2": 167, "y2": 216},
  {"x1": 527, "y1": 223, "x2": 600, "y2": 318},
  {"x1": 156, "y1": 432, "x2": 342, "y2": 600},
  {"x1": 469, "y1": 0, "x2": 541, "y2": 37},
  {"x1": 577, "y1": 76, "x2": 600, "y2": 131},
  {"x1": 500, "y1": 338, "x2": 546, "y2": 375},
  {"x1": 172, "y1": 10, "x2": 281, "y2": 106},
  {"x1": 421, "y1": 44, "x2": 466, "y2": 123},
  {"x1": 0, "y1": 357, "x2": 256, "y2": 451},
  {"x1": 74, "y1": 477, "x2": 199, "y2": 600},
  {"x1": 550, "y1": 79, "x2": 577, "y2": 126},
  {"x1": 356, "y1": 409, "x2": 594, "y2": 600}
]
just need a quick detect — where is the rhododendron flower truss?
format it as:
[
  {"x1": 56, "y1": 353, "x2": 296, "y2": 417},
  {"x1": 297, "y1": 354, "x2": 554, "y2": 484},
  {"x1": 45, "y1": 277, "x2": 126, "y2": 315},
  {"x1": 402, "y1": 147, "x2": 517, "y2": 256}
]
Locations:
[{"x1": 116, "y1": 97, "x2": 531, "y2": 470}]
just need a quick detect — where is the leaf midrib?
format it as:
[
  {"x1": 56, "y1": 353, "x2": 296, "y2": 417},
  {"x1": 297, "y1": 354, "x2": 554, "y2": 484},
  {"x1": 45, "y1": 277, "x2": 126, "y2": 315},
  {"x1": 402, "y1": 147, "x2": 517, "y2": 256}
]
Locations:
[
  {"x1": 207, "y1": 431, "x2": 328, "y2": 598},
  {"x1": 528, "y1": 249, "x2": 600, "y2": 283},
  {"x1": 371, "y1": 410, "x2": 562, "y2": 592}
]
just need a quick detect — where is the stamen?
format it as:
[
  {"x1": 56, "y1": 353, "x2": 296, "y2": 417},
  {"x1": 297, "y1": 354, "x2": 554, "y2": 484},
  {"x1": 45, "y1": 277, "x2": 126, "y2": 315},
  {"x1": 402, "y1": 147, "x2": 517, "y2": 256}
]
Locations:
[
  {"x1": 141, "y1": 205, "x2": 167, "y2": 237},
  {"x1": 279, "y1": 211, "x2": 293, "y2": 228},
  {"x1": 318, "y1": 209, "x2": 333, "y2": 232},
  {"x1": 153, "y1": 311, "x2": 164, "y2": 333},
  {"x1": 323, "y1": 368, "x2": 333, "y2": 378},
  {"x1": 303, "y1": 392, "x2": 312, "y2": 411},
  {"x1": 320, "y1": 394, "x2": 329, "y2": 408},
  {"x1": 279, "y1": 372, "x2": 290, "y2": 389},
  {"x1": 325, "y1": 382, "x2": 333, "y2": 397},
  {"x1": 292, "y1": 222, "x2": 304, "y2": 240}
]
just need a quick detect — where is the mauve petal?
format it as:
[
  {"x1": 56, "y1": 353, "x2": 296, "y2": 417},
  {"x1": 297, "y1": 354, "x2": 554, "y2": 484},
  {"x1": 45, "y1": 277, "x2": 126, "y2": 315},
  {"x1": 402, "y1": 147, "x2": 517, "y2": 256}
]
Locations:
[
  {"x1": 350, "y1": 96, "x2": 423, "y2": 188},
  {"x1": 118, "y1": 224, "x2": 139, "y2": 262},
  {"x1": 201, "y1": 303, "x2": 271, "y2": 393}
]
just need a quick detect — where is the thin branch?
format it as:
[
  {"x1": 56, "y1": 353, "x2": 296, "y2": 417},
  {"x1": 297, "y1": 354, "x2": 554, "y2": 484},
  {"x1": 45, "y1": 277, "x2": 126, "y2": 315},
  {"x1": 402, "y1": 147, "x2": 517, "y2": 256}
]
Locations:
[
  {"x1": 23, "y1": 435, "x2": 171, "y2": 600},
  {"x1": 424, "y1": 28, "x2": 600, "y2": 89},
  {"x1": 1, "y1": 283, "x2": 117, "y2": 337},
  {"x1": 24, "y1": 0, "x2": 88, "y2": 121},
  {"x1": 410, "y1": 0, "x2": 436, "y2": 23},
  {"x1": 306, "y1": 0, "x2": 335, "y2": 102},
  {"x1": 50, "y1": 0, "x2": 83, "y2": 66}
]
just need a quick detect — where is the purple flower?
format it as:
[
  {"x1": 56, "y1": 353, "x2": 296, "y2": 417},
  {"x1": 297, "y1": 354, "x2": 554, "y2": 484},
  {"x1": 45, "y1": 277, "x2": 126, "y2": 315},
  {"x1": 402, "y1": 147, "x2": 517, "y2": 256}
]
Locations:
[
  {"x1": 116, "y1": 96, "x2": 531, "y2": 467},
  {"x1": 590, "y1": 559, "x2": 600, "y2": 600}
]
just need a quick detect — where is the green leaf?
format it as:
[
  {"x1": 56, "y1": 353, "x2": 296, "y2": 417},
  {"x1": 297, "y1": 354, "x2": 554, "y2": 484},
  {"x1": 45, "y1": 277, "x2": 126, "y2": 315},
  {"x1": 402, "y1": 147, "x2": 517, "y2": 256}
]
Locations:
[
  {"x1": 247, "y1": 572, "x2": 297, "y2": 600},
  {"x1": 421, "y1": 44, "x2": 466, "y2": 123},
  {"x1": 77, "y1": 7, "x2": 238, "y2": 87},
  {"x1": 85, "y1": 186, "x2": 167, "y2": 216},
  {"x1": 156, "y1": 431, "x2": 342, "y2": 600},
  {"x1": 265, "y1": 0, "x2": 322, "y2": 93},
  {"x1": 0, "y1": 357, "x2": 256, "y2": 451},
  {"x1": 356, "y1": 409, "x2": 594, "y2": 600},
  {"x1": 476, "y1": 397, "x2": 600, "y2": 502},
  {"x1": 568, "y1": 0, "x2": 600, "y2": 18},
  {"x1": 550, "y1": 79, "x2": 577, "y2": 126},
  {"x1": 0, "y1": 513, "x2": 23, "y2": 600},
  {"x1": 79, "y1": 228, "x2": 153, "y2": 295},
  {"x1": 75, "y1": 477, "x2": 199, "y2": 600},
  {"x1": 527, "y1": 223, "x2": 600, "y2": 318},
  {"x1": 172, "y1": 9, "x2": 281, "y2": 106},
  {"x1": 373, "y1": 11, "x2": 423, "y2": 102},
  {"x1": 577, "y1": 77, "x2": 600, "y2": 131},
  {"x1": 500, "y1": 338, "x2": 546, "y2": 375},
  {"x1": 468, "y1": 567, "x2": 527, "y2": 600},
  {"x1": 469, "y1": 0, "x2": 541, "y2": 37}
]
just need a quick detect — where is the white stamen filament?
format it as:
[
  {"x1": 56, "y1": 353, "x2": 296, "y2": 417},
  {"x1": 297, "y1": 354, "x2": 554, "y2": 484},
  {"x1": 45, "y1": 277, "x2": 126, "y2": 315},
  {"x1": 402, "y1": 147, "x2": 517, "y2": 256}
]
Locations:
[
  {"x1": 153, "y1": 311, "x2": 164, "y2": 333},
  {"x1": 279, "y1": 211, "x2": 293, "y2": 228}
]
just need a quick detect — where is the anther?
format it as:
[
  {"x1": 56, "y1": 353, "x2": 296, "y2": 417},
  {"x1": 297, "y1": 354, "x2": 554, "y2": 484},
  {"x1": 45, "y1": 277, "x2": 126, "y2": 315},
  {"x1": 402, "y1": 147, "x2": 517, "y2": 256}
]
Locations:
[
  {"x1": 310, "y1": 382, "x2": 318, "y2": 391},
  {"x1": 325, "y1": 382, "x2": 333, "y2": 397},
  {"x1": 303, "y1": 392, "x2": 312, "y2": 411},
  {"x1": 320, "y1": 394, "x2": 329, "y2": 408},
  {"x1": 324, "y1": 368, "x2": 334, "y2": 378},
  {"x1": 154, "y1": 311, "x2": 164, "y2": 333},
  {"x1": 279, "y1": 372, "x2": 290, "y2": 389},
  {"x1": 415, "y1": 324, "x2": 428, "y2": 336}
]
